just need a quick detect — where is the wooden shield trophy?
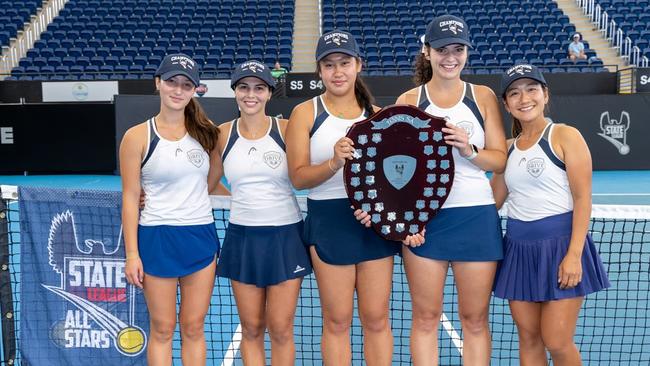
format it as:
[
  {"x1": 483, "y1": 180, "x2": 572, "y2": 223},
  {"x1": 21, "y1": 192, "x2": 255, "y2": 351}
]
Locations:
[{"x1": 343, "y1": 104, "x2": 454, "y2": 241}]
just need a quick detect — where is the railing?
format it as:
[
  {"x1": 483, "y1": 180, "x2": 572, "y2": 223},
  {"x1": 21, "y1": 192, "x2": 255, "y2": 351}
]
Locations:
[
  {"x1": 0, "y1": 0, "x2": 68, "y2": 79},
  {"x1": 577, "y1": 0, "x2": 650, "y2": 67}
]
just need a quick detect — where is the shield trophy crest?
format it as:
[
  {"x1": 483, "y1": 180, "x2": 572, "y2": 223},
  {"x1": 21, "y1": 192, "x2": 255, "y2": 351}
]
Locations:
[{"x1": 343, "y1": 104, "x2": 455, "y2": 241}]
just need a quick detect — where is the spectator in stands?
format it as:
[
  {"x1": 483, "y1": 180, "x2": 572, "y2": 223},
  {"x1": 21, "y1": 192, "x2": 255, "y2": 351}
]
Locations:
[
  {"x1": 568, "y1": 33, "x2": 588, "y2": 62},
  {"x1": 271, "y1": 61, "x2": 288, "y2": 80},
  {"x1": 492, "y1": 64, "x2": 610, "y2": 365},
  {"x1": 120, "y1": 54, "x2": 222, "y2": 366},
  {"x1": 216, "y1": 60, "x2": 312, "y2": 365},
  {"x1": 393, "y1": 14, "x2": 507, "y2": 364},
  {"x1": 285, "y1": 30, "x2": 402, "y2": 365}
]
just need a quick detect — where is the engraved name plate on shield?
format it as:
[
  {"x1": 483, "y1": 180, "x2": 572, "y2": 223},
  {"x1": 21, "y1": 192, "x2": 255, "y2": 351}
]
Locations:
[{"x1": 343, "y1": 104, "x2": 454, "y2": 241}]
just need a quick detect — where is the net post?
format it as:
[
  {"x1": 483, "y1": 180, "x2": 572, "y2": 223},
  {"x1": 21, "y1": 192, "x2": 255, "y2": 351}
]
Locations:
[{"x1": 0, "y1": 188, "x2": 17, "y2": 365}]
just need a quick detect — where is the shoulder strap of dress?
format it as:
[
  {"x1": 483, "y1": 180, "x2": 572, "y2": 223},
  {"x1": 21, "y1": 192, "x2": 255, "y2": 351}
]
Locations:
[{"x1": 141, "y1": 117, "x2": 160, "y2": 168}]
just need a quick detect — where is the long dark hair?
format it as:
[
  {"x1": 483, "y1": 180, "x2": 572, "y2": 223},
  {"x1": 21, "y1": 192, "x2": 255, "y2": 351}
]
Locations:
[
  {"x1": 413, "y1": 52, "x2": 433, "y2": 85},
  {"x1": 317, "y1": 57, "x2": 375, "y2": 116},
  {"x1": 184, "y1": 97, "x2": 219, "y2": 152}
]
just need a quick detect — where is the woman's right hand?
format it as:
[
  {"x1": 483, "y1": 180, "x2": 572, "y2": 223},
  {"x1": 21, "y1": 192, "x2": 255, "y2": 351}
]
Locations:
[
  {"x1": 331, "y1": 136, "x2": 355, "y2": 170},
  {"x1": 125, "y1": 257, "x2": 144, "y2": 289},
  {"x1": 353, "y1": 207, "x2": 372, "y2": 227}
]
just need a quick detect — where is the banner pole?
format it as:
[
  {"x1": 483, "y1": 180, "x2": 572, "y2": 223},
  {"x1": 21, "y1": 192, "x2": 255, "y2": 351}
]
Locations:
[{"x1": 0, "y1": 187, "x2": 17, "y2": 365}]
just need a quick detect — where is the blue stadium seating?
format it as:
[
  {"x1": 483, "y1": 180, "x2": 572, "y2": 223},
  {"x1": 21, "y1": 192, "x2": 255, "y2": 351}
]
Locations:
[
  {"x1": 322, "y1": 0, "x2": 602, "y2": 75},
  {"x1": 11, "y1": 0, "x2": 295, "y2": 80},
  {"x1": 592, "y1": 0, "x2": 650, "y2": 61},
  {"x1": 0, "y1": 1, "x2": 41, "y2": 47}
]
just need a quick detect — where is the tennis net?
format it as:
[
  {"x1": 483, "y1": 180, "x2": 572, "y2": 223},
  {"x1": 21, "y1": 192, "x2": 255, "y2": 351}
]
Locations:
[{"x1": 1, "y1": 186, "x2": 648, "y2": 365}]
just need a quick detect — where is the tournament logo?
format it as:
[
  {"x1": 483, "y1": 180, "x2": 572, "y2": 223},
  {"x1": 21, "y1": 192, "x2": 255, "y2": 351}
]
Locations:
[
  {"x1": 170, "y1": 55, "x2": 194, "y2": 70},
  {"x1": 598, "y1": 111, "x2": 630, "y2": 155},
  {"x1": 507, "y1": 64, "x2": 533, "y2": 77},
  {"x1": 186, "y1": 149, "x2": 205, "y2": 167},
  {"x1": 71, "y1": 83, "x2": 89, "y2": 101},
  {"x1": 526, "y1": 157, "x2": 545, "y2": 177},
  {"x1": 324, "y1": 32, "x2": 349, "y2": 46},
  {"x1": 263, "y1": 151, "x2": 282, "y2": 169},
  {"x1": 242, "y1": 61, "x2": 265, "y2": 73},
  {"x1": 195, "y1": 83, "x2": 208, "y2": 97},
  {"x1": 383, "y1": 155, "x2": 416, "y2": 190},
  {"x1": 44, "y1": 211, "x2": 146, "y2": 356},
  {"x1": 439, "y1": 20, "x2": 464, "y2": 35}
]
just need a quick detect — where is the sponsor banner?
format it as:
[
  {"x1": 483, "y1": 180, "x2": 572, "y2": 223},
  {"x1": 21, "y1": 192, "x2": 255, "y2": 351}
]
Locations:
[
  {"x1": 541, "y1": 94, "x2": 650, "y2": 170},
  {"x1": 19, "y1": 187, "x2": 148, "y2": 365},
  {"x1": 194, "y1": 79, "x2": 234, "y2": 98},
  {"x1": 42, "y1": 81, "x2": 119, "y2": 102},
  {"x1": 637, "y1": 67, "x2": 650, "y2": 93}
]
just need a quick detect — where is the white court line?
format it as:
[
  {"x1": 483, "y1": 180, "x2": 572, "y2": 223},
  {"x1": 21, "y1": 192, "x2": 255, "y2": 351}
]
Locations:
[
  {"x1": 441, "y1": 313, "x2": 463, "y2": 355},
  {"x1": 220, "y1": 323, "x2": 242, "y2": 366},
  {"x1": 220, "y1": 315, "x2": 463, "y2": 364}
]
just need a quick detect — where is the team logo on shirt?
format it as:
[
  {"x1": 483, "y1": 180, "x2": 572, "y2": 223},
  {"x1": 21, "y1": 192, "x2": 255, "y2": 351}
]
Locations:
[
  {"x1": 526, "y1": 157, "x2": 545, "y2": 177},
  {"x1": 186, "y1": 149, "x2": 205, "y2": 168},
  {"x1": 598, "y1": 111, "x2": 630, "y2": 155},
  {"x1": 263, "y1": 151, "x2": 282, "y2": 169},
  {"x1": 456, "y1": 121, "x2": 475, "y2": 138}
]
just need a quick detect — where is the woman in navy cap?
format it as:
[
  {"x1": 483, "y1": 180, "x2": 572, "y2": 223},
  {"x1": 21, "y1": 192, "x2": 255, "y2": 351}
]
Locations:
[
  {"x1": 120, "y1": 53, "x2": 222, "y2": 365},
  {"x1": 492, "y1": 64, "x2": 609, "y2": 365},
  {"x1": 216, "y1": 60, "x2": 312, "y2": 365},
  {"x1": 285, "y1": 30, "x2": 403, "y2": 365},
  {"x1": 395, "y1": 14, "x2": 507, "y2": 364}
]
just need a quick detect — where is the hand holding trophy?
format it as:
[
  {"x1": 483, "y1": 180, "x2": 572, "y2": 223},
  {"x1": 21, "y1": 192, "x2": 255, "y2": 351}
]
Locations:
[{"x1": 343, "y1": 104, "x2": 454, "y2": 241}]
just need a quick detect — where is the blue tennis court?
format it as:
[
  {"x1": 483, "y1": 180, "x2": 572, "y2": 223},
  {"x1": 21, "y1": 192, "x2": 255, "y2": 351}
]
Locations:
[{"x1": 1, "y1": 171, "x2": 649, "y2": 365}]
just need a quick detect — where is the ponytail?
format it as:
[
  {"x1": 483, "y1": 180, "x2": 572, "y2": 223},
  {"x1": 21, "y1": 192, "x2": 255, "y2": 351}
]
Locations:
[
  {"x1": 413, "y1": 51, "x2": 433, "y2": 86},
  {"x1": 354, "y1": 74, "x2": 375, "y2": 116},
  {"x1": 184, "y1": 98, "x2": 219, "y2": 152}
]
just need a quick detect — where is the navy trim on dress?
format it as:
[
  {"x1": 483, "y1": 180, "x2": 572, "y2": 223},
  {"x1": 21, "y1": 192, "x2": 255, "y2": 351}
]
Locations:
[
  {"x1": 462, "y1": 84, "x2": 485, "y2": 129},
  {"x1": 539, "y1": 123, "x2": 566, "y2": 170},
  {"x1": 269, "y1": 117, "x2": 286, "y2": 151},
  {"x1": 141, "y1": 118, "x2": 160, "y2": 168},
  {"x1": 417, "y1": 84, "x2": 430, "y2": 110},
  {"x1": 310, "y1": 96, "x2": 329, "y2": 137},
  {"x1": 221, "y1": 118, "x2": 239, "y2": 161}
]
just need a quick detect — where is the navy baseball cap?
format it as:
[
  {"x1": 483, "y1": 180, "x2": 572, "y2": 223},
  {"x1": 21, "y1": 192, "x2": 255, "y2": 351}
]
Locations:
[
  {"x1": 500, "y1": 64, "x2": 547, "y2": 96},
  {"x1": 315, "y1": 30, "x2": 361, "y2": 61},
  {"x1": 424, "y1": 15, "x2": 472, "y2": 49},
  {"x1": 230, "y1": 60, "x2": 276, "y2": 90},
  {"x1": 155, "y1": 53, "x2": 200, "y2": 87}
]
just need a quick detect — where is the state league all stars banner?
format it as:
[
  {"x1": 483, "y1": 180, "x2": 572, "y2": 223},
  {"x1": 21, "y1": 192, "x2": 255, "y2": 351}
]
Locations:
[{"x1": 19, "y1": 187, "x2": 148, "y2": 365}]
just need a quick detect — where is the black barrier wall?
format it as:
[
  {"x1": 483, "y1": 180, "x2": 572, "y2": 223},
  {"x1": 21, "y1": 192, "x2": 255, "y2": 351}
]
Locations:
[
  {"x1": 3, "y1": 92, "x2": 646, "y2": 174},
  {"x1": 0, "y1": 103, "x2": 115, "y2": 173}
]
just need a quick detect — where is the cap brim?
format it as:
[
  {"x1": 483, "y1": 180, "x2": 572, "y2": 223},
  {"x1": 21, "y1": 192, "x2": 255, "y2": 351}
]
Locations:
[
  {"x1": 427, "y1": 38, "x2": 473, "y2": 49},
  {"x1": 316, "y1": 48, "x2": 359, "y2": 61},
  {"x1": 159, "y1": 70, "x2": 199, "y2": 86},
  {"x1": 230, "y1": 75, "x2": 276, "y2": 90},
  {"x1": 501, "y1": 75, "x2": 547, "y2": 96}
]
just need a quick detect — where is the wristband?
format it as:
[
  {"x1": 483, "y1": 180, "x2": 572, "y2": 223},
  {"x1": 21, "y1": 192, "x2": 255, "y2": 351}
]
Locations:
[
  {"x1": 327, "y1": 158, "x2": 339, "y2": 173},
  {"x1": 465, "y1": 144, "x2": 479, "y2": 161}
]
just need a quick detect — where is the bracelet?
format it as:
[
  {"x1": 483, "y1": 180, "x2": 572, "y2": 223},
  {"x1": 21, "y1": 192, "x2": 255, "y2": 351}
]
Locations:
[
  {"x1": 327, "y1": 158, "x2": 339, "y2": 173},
  {"x1": 125, "y1": 251, "x2": 140, "y2": 260},
  {"x1": 465, "y1": 144, "x2": 479, "y2": 161}
]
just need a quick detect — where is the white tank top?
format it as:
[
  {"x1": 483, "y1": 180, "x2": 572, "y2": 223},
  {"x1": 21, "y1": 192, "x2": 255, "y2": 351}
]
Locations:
[
  {"x1": 504, "y1": 123, "x2": 573, "y2": 221},
  {"x1": 222, "y1": 117, "x2": 302, "y2": 226},
  {"x1": 417, "y1": 82, "x2": 495, "y2": 208},
  {"x1": 308, "y1": 95, "x2": 368, "y2": 200},
  {"x1": 139, "y1": 118, "x2": 214, "y2": 226}
]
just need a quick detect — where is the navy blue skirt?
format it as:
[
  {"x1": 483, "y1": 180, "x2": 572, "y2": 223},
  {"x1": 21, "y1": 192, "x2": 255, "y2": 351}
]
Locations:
[
  {"x1": 138, "y1": 223, "x2": 219, "y2": 278},
  {"x1": 493, "y1": 211, "x2": 611, "y2": 302},
  {"x1": 217, "y1": 221, "x2": 312, "y2": 288},
  {"x1": 304, "y1": 198, "x2": 401, "y2": 265},
  {"x1": 408, "y1": 204, "x2": 504, "y2": 261}
]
